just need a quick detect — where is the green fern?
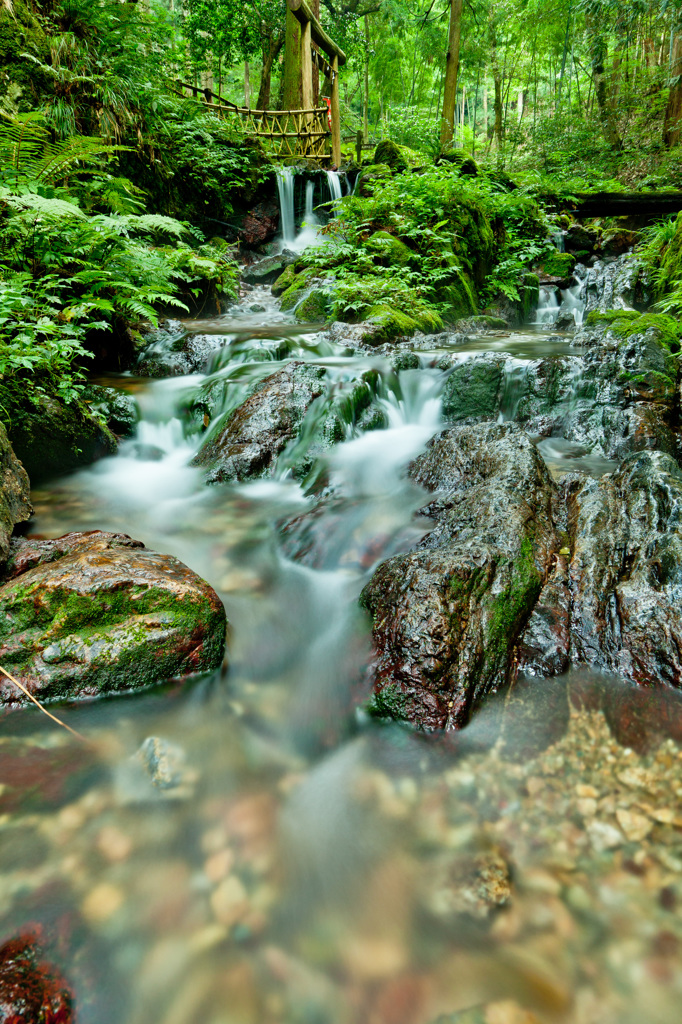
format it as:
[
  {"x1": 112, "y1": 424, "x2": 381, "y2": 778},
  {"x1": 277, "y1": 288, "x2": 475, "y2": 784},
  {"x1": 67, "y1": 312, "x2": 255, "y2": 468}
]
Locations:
[{"x1": 0, "y1": 113, "x2": 130, "y2": 188}]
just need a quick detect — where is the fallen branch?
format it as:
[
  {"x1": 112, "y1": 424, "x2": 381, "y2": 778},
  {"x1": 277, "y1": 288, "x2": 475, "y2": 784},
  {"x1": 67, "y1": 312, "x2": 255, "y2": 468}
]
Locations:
[{"x1": 0, "y1": 664, "x2": 90, "y2": 744}]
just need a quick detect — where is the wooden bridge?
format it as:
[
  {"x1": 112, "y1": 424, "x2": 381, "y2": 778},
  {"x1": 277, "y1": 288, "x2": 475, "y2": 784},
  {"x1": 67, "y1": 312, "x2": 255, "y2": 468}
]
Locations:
[{"x1": 176, "y1": 0, "x2": 346, "y2": 166}]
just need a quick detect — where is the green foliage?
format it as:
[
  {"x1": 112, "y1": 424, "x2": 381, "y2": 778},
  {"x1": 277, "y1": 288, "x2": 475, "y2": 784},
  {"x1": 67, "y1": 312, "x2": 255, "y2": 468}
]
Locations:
[{"x1": 126, "y1": 100, "x2": 272, "y2": 224}]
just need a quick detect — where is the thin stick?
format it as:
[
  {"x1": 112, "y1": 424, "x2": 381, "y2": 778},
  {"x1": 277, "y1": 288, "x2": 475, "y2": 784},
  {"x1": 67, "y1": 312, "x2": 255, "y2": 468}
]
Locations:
[{"x1": 0, "y1": 665, "x2": 90, "y2": 744}]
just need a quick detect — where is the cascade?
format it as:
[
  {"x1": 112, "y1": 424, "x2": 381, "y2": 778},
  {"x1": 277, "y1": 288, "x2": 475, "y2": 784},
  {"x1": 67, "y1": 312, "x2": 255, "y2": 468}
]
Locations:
[
  {"x1": 293, "y1": 179, "x2": 322, "y2": 250},
  {"x1": 276, "y1": 167, "x2": 297, "y2": 249},
  {"x1": 325, "y1": 170, "x2": 343, "y2": 214},
  {"x1": 535, "y1": 286, "x2": 560, "y2": 325}
]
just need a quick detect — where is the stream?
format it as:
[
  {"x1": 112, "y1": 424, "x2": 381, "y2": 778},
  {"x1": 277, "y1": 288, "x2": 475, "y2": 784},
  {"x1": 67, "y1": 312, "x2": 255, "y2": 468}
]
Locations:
[{"x1": 3, "y1": 228, "x2": 682, "y2": 1024}]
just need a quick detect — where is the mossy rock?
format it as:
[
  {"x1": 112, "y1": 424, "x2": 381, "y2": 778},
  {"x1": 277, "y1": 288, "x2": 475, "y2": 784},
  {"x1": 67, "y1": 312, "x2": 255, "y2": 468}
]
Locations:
[
  {"x1": 271, "y1": 264, "x2": 298, "y2": 297},
  {"x1": 519, "y1": 272, "x2": 540, "y2": 323},
  {"x1": 437, "y1": 149, "x2": 479, "y2": 176},
  {"x1": 439, "y1": 269, "x2": 477, "y2": 322},
  {"x1": 362, "y1": 303, "x2": 443, "y2": 344},
  {"x1": 586, "y1": 310, "x2": 682, "y2": 352},
  {"x1": 279, "y1": 268, "x2": 318, "y2": 311},
  {"x1": 356, "y1": 163, "x2": 393, "y2": 196},
  {"x1": 364, "y1": 230, "x2": 414, "y2": 267},
  {"x1": 373, "y1": 140, "x2": 410, "y2": 171},
  {"x1": 0, "y1": 0, "x2": 51, "y2": 109},
  {"x1": 445, "y1": 200, "x2": 496, "y2": 289},
  {"x1": 0, "y1": 532, "x2": 227, "y2": 704},
  {"x1": 0, "y1": 421, "x2": 31, "y2": 564},
  {"x1": 441, "y1": 357, "x2": 504, "y2": 421},
  {"x1": 295, "y1": 286, "x2": 332, "y2": 322},
  {"x1": 539, "y1": 251, "x2": 576, "y2": 278},
  {"x1": 0, "y1": 388, "x2": 117, "y2": 484}
]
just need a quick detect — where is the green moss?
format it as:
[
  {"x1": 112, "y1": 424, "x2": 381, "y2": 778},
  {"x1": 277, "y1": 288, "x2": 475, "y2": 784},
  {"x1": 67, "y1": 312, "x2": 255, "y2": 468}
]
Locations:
[
  {"x1": 363, "y1": 302, "x2": 443, "y2": 343},
  {"x1": 366, "y1": 681, "x2": 411, "y2": 722},
  {"x1": 586, "y1": 310, "x2": 682, "y2": 351},
  {"x1": 373, "y1": 140, "x2": 418, "y2": 172},
  {"x1": 279, "y1": 268, "x2": 318, "y2": 311},
  {"x1": 539, "y1": 251, "x2": 576, "y2": 277},
  {"x1": 487, "y1": 537, "x2": 542, "y2": 660},
  {"x1": 519, "y1": 272, "x2": 540, "y2": 323},
  {"x1": 271, "y1": 264, "x2": 297, "y2": 297},
  {"x1": 440, "y1": 269, "x2": 477, "y2": 321},
  {"x1": 364, "y1": 230, "x2": 414, "y2": 267},
  {"x1": 295, "y1": 286, "x2": 332, "y2": 322},
  {"x1": 356, "y1": 163, "x2": 393, "y2": 196},
  {"x1": 0, "y1": 0, "x2": 51, "y2": 109}
]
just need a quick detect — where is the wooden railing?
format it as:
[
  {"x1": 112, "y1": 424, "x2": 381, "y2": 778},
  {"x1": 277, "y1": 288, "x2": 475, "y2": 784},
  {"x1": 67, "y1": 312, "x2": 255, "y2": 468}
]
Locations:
[
  {"x1": 172, "y1": 82, "x2": 332, "y2": 161},
  {"x1": 171, "y1": 1, "x2": 345, "y2": 165}
]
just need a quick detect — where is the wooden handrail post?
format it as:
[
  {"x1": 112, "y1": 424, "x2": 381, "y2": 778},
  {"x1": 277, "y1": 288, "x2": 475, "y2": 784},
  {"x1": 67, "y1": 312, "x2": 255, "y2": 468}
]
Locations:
[{"x1": 331, "y1": 55, "x2": 341, "y2": 167}]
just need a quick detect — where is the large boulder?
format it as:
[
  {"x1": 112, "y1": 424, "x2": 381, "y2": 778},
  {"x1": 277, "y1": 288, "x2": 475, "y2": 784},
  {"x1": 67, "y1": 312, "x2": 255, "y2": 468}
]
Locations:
[
  {"x1": 361, "y1": 424, "x2": 558, "y2": 729},
  {"x1": 568, "y1": 450, "x2": 682, "y2": 686},
  {"x1": 0, "y1": 531, "x2": 226, "y2": 705},
  {"x1": 192, "y1": 361, "x2": 327, "y2": 483},
  {"x1": 0, "y1": 422, "x2": 31, "y2": 565}
]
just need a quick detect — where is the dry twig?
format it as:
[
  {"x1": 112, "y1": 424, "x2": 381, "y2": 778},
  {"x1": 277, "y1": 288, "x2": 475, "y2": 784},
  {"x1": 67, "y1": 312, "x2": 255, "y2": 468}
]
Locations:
[{"x1": 0, "y1": 664, "x2": 90, "y2": 744}]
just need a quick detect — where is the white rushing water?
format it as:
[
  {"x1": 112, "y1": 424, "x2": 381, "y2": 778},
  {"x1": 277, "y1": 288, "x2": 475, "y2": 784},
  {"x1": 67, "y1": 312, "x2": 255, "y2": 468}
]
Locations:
[{"x1": 325, "y1": 169, "x2": 343, "y2": 215}]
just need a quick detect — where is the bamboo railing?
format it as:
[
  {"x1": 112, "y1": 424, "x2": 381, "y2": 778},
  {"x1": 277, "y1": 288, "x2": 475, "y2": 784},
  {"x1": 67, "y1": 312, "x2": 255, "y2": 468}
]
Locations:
[{"x1": 172, "y1": 82, "x2": 332, "y2": 162}]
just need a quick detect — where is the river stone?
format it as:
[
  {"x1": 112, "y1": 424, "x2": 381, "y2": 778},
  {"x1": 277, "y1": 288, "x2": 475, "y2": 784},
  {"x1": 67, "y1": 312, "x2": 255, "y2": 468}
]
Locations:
[
  {"x1": 0, "y1": 531, "x2": 226, "y2": 705},
  {"x1": 0, "y1": 422, "x2": 31, "y2": 566},
  {"x1": 192, "y1": 361, "x2": 327, "y2": 483},
  {"x1": 568, "y1": 450, "x2": 682, "y2": 686},
  {"x1": 361, "y1": 423, "x2": 558, "y2": 729}
]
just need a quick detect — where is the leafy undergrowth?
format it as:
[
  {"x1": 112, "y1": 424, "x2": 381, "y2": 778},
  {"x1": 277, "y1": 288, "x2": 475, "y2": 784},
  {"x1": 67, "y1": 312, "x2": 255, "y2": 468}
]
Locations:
[
  {"x1": 277, "y1": 163, "x2": 553, "y2": 341},
  {"x1": 0, "y1": 114, "x2": 238, "y2": 416}
]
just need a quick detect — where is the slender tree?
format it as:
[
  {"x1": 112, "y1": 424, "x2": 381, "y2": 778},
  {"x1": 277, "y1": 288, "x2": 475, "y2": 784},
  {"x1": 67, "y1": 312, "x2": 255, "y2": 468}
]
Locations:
[{"x1": 440, "y1": 0, "x2": 464, "y2": 146}]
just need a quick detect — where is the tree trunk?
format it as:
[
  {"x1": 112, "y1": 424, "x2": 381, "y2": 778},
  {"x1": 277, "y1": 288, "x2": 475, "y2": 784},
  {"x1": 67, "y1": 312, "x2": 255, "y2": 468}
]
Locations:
[
  {"x1": 257, "y1": 32, "x2": 284, "y2": 110},
  {"x1": 664, "y1": 33, "x2": 682, "y2": 147},
  {"x1": 363, "y1": 15, "x2": 370, "y2": 142},
  {"x1": 283, "y1": 8, "x2": 302, "y2": 110},
  {"x1": 244, "y1": 61, "x2": 250, "y2": 108},
  {"x1": 588, "y1": 29, "x2": 622, "y2": 150},
  {"x1": 440, "y1": 0, "x2": 464, "y2": 147}
]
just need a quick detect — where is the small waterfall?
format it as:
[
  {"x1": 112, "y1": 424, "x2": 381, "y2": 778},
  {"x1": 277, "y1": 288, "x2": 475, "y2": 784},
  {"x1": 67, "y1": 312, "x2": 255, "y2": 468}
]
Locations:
[
  {"x1": 276, "y1": 167, "x2": 297, "y2": 249},
  {"x1": 497, "y1": 359, "x2": 530, "y2": 423},
  {"x1": 326, "y1": 170, "x2": 343, "y2": 215},
  {"x1": 535, "y1": 287, "x2": 560, "y2": 325},
  {"x1": 293, "y1": 179, "x2": 321, "y2": 250},
  {"x1": 560, "y1": 279, "x2": 587, "y2": 326}
]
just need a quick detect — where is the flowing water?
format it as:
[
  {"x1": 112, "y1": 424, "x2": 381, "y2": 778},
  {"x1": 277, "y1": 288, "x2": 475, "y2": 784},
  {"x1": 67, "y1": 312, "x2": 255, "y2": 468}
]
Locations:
[{"x1": 4, "y1": 256, "x2": 682, "y2": 1022}]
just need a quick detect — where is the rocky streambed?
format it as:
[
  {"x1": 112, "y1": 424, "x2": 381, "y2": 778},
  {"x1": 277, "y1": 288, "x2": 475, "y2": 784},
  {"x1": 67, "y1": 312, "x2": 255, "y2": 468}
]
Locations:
[{"x1": 2, "y1": 257, "x2": 682, "y2": 1022}]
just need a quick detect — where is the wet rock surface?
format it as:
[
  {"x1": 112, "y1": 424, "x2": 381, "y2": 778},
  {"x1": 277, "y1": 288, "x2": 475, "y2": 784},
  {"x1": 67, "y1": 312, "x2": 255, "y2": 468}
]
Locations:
[
  {"x1": 192, "y1": 361, "x2": 328, "y2": 483},
  {"x1": 362, "y1": 423, "x2": 558, "y2": 729},
  {"x1": 0, "y1": 531, "x2": 226, "y2": 705},
  {"x1": 568, "y1": 451, "x2": 682, "y2": 686},
  {"x1": 0, "y1": 422, "x2": 31, "y2": 565},
  {"x1": 1, "y1": 393, "x2": 117, "y2": 484},
  {"x1": 0, "y1": 931, "x2": 73, "y2": 1023}
]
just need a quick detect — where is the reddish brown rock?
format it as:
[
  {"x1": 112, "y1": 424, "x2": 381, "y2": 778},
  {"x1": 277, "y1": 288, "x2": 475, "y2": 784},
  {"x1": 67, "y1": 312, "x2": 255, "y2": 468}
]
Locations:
[
  {"x1": 238, "y1": 199, "x2": 279, "y2": 246},
  {"x1": 0, "y1": 931, "x2": 73, "y2": 1023}
]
